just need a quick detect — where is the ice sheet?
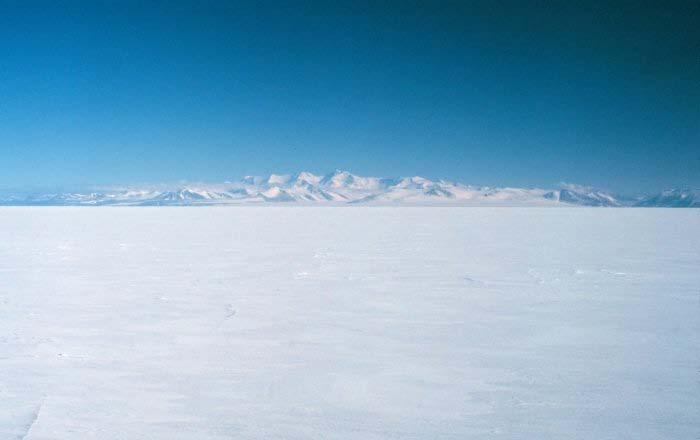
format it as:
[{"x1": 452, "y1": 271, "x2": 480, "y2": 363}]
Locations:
[{"x1": 0, "y1": 207, "x2": 698, "y2": 439}]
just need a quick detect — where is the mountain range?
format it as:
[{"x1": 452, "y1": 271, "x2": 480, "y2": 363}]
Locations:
[{"x1": 0, "y1": 170, "x2": 697, "y2": 207}]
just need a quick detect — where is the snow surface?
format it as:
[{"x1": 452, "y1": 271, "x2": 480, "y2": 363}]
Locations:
[{"x1": 0, "y1": 207, "x2": 698, "y2": 439}]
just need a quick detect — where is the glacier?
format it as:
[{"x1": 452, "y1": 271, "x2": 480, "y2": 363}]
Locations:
[{"x1": 0, "y1": 207, "x2": 698, "y2": 439}]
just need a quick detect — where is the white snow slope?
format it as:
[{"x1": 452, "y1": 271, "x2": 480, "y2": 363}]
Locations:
[{"x1": 0, "y1": 207, "x2": 698, "y2": 439}]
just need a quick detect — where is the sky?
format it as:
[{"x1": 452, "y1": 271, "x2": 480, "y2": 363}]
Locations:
[{"x1": 1, "y1": 1, "x2": 698, "y2": 193}]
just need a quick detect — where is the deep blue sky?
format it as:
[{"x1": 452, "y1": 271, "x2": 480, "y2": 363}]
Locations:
[{"x1": 1, "y1": 1, "x2": 698, "y2": 193}]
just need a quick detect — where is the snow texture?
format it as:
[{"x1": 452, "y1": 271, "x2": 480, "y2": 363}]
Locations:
[{"x1": 0, "y1": 207, "x2": 698, "y2": 439}]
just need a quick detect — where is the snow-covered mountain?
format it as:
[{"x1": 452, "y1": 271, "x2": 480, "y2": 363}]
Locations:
[
  {"x1": 635, "y1": 189, "x2": 700, "y2": 208},
  {"x1": 543, "y1": 184, "x2": 622, "y2": 207},
  {"x1": 0, "y1": 171, "x2": 695, "y2": 207}
]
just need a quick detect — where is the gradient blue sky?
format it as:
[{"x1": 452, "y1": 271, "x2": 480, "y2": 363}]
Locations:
[{"x1": 1, "y1": 1, "x2": 698, "y2": 193}]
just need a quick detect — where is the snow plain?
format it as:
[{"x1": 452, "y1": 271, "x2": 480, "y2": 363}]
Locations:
[{"x1": 0, "y1": 207, "x2": 698, "y2": 439}]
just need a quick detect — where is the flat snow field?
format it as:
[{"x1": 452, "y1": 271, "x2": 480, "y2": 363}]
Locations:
[{"x1": 0, "y1": 207, "x2": 698, "y2": 440}]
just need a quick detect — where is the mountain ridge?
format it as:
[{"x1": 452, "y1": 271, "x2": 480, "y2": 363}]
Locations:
[{"x1": 0, "y1": 171, "x2": 697, "y2": 207}]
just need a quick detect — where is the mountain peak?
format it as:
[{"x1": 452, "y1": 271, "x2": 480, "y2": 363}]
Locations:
[
  {"x1": 294, "y1": 171, "x2": 321, "y2": 186},
  {"x1": 320, "y1": 170, "x2": 357, "y2": 188},
  {"x1": 266, "y1": 174, "x2": 293, "y2": 186}
]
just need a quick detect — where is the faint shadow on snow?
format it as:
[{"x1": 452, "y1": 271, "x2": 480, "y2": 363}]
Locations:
[
  {"x1": 463, "y1": 276, "x2": 485, "y2": 286},
  {"x1": 600, "y1": 269, "x2": 628, "y2": 276},
  {"x1": 19, "y1": 398, "x2": 44, "y2": 440},
  {"x1": 225, "y1": 304, "x2": 237, "y2": 319}
]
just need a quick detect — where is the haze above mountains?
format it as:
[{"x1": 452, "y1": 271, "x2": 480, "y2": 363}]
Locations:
[{"x1": 0, "y1": 170, "x2": 697, "y2": 207}]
